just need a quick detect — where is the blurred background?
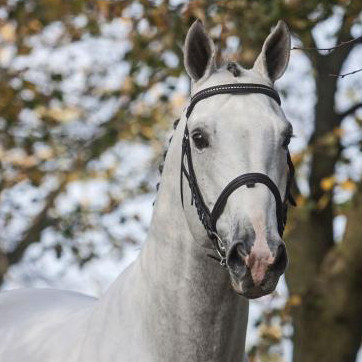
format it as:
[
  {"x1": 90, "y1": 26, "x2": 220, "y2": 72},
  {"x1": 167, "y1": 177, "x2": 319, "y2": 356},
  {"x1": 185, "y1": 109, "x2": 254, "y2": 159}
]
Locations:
[{"x1": 0, "y1": 1, "x2": 361, "y2": 361}]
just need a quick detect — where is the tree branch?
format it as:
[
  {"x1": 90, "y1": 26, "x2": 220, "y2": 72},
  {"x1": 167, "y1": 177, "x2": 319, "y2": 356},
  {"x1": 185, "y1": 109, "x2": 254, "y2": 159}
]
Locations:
[
  {"x1": 329, "y1": 67, "x2": 362, "y2": 79},
  {"x1": 291, "y1": 36, "x2": 362, "y2": 52},
  {"x1": 6, "y1": 183, "x2": 64, "y2": 266},
  {"x1": 338, "y1": 102, "x2": 362, "y2": 121},
  {"x1": 291, "y1": 30, "x2": 320, "y2": 68}
]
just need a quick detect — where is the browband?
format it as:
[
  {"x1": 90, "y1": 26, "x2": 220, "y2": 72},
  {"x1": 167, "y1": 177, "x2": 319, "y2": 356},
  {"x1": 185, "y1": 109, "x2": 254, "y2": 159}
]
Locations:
[{"x1": 186, "y1": 83, "x2": 281, "y2": 118}]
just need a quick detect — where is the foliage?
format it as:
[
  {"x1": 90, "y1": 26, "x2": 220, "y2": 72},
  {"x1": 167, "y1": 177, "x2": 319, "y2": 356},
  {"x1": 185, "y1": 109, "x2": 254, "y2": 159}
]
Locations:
[{"x1": 0, "y1": 1, "x2": 361, "y2": 361}]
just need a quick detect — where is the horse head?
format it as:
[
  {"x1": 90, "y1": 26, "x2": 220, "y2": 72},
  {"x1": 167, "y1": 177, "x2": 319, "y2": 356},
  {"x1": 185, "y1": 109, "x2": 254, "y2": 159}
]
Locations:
[{"x1": 181, "y1": 20, "x2": 293, "y2": 299}]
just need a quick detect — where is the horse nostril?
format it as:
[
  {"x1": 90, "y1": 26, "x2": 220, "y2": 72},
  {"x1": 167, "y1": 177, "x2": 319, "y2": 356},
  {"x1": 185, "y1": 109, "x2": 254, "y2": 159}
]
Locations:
[
  {"x1": 227, "y1": 242, "x2": 247, "y2": 277},
  {"x1": 236, "y1": 244, "x2": 247, "y2": 258},
  {"x1": 271, "y1": 243, "x2": 288, "y2": 274}
]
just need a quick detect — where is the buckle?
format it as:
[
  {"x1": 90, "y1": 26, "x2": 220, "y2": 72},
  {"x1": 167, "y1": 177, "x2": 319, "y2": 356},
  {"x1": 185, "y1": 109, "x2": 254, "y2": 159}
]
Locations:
[{"x1": 208, "y1": 231, "x2": 227, "y2": 267}]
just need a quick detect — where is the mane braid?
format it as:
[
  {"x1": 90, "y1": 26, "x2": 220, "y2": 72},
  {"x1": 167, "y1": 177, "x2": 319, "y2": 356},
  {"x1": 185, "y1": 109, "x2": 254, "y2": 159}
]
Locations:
[{"x1": 153, "y1": 118, "x2": 180, "y2": 205}]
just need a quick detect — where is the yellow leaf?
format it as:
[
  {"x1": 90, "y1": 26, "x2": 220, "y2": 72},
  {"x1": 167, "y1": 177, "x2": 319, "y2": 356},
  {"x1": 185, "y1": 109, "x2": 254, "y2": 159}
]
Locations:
[
  {"x1": 140, "y1": 126, "x2": 153, "y2": 139},
  {"x1": 36, "y1": 106, "x2": 81, "y2": 123},
  {"x1": 259, "y1": 324, "x2": 282, "y2": 342},
  {"x1": 122, "y1": 76, "x2": 134, "y2": 95},
  {"x1": 7, "y1": 154, "x2": 37, "y2": 168},
  {"x1": 291, "y1": 152, "x2": 303, "y2": 165},
  {"x1": 36, "y1": 148, "x2": 54, "y2": 160},
  {"x1": 340, "y1": 179, "x2": 357, "y2": 191},
  {"x1": 191, "y1": 8, "x2": 206, "y2": 23},
  {"x1": 288, "y1": 294, "x2": 302, "y2": 306},
  {"x1": 29, "y1": 19, "x2": 42, "y2": 32},
  {"x1": 333, "y1": 127, "x2": 345, "y2": 138},
  {"x1": 317, "y1": 194, "x2": 330, "y2": 210},
  {"x1": 0, "y1": 23, "x2": 16, "y2": 42},
  {"x1": 296, "y1": 195, "x2": 306, "y2": 206},
  {"x1": 97, "y1": 1, "x2": 110, "y2": 17},
  {"x1": 66, "y1": 172, "x2": 81, "y2": 182},
  {"x1": 320, "y1": 176, "x2": 336, "y2": 191}
]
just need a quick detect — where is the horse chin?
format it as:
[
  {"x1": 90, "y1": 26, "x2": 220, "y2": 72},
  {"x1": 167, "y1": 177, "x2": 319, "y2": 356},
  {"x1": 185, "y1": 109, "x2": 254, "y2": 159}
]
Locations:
[{"x1": 229, "y1": 273, "x2": 280, "y2": 299}]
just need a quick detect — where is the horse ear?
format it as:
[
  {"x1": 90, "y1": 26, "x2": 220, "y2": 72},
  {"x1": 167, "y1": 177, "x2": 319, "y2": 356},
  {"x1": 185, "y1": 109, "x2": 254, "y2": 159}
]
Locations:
[
  {"x1": 253, "y1": 21, "x2": 291, "y2": 82},
  {"x1": 184, "y1": 19, "x2": 216, "y2": 82}
]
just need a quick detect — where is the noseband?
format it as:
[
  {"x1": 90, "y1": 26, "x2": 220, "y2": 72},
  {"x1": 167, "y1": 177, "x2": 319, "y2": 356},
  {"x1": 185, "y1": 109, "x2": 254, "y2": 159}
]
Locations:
[{"x1": 180, "y1": 83, "x2": 296, "y2": 267}]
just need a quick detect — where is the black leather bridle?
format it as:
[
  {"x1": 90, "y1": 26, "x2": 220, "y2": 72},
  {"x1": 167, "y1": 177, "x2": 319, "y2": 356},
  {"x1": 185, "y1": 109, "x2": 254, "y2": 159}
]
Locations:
[{"x1": 180, "y1": 83, "x2": 296, "y2": 267}]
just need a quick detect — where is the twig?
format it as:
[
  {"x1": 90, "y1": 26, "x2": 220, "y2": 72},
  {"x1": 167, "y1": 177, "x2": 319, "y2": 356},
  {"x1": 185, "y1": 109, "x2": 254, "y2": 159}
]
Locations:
[
  {"x1": 330, "y1": 68, "x2": 362, "y2": 78},
  {"x1": 291, "y1": 35, "x2": 362, "y2": 52}
]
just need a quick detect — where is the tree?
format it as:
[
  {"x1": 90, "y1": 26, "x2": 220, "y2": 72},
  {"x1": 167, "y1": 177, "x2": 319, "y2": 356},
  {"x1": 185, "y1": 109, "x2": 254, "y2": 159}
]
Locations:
[{"x1": 0, "y1": 1, "x2": 361, "y2": 361}]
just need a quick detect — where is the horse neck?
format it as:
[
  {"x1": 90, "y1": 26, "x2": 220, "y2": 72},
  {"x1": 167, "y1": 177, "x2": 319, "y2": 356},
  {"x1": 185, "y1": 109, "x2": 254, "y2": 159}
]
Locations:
[
  {"x1": 91, "y1": 116, "x2": 248, "y2": 361},
  {"x1": 136, "y1": 116, "x2": 248, "y2": 359}
]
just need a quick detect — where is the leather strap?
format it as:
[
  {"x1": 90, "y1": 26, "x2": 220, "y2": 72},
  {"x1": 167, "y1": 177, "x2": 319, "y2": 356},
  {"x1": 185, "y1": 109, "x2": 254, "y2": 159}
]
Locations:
[
  {"x1": 210, "y1": 173, "x2": 285, "y2": 237},
  {"x1": 186, "y1": 83, "x2": 281, "y2": 118}
]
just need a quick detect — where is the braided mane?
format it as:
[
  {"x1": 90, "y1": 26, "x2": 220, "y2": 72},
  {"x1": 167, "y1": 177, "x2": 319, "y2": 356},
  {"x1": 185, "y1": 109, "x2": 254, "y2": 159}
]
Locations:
[{"x1": 154, "y1": 118, "x2": 180, "y2": 197}]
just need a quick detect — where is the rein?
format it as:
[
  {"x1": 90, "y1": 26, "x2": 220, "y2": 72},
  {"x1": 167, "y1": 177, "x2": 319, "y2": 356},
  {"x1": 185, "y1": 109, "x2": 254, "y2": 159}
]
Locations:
[{"x1": 180, "y1": 83, "x2": 296, "y2": 267}]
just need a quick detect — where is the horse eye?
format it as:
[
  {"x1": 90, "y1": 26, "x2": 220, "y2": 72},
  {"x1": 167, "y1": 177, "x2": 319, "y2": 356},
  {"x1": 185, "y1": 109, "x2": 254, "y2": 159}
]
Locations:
[{"x1": 192, "y1": 131, "x2": 209, "y2": 150}]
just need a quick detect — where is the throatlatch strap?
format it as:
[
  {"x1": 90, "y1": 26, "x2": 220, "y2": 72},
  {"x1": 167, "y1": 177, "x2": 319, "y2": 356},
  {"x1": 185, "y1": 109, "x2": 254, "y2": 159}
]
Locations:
[
  {"x1": 181, "y1": 126, "x2": 213, "y2": 232},
  {"x1": 286, "y1": 151, "x2": 296, "y2": 206}
]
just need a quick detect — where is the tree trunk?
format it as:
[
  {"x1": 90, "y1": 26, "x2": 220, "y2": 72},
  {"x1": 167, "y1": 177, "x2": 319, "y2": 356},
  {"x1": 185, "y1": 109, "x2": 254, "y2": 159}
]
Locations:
[
  {"x1": 288, "y1": 187, "x2": 362, "y2": 362},
  {"x1": 286, "y1": 29, "x2": 362, "y2": 362}
]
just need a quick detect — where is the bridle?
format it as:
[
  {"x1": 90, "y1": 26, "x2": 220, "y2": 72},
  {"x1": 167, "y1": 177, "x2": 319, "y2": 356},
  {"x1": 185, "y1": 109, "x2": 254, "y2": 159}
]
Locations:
[{"x1": 180, "y1": 83, "x2": 296, "y2": 267}]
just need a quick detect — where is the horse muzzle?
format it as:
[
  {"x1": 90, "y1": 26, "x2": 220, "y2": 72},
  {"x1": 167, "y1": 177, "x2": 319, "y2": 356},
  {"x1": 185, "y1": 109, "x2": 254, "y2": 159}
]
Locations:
[{"x1": 226, "y1": 239, "x2": 288, "y2": 299}]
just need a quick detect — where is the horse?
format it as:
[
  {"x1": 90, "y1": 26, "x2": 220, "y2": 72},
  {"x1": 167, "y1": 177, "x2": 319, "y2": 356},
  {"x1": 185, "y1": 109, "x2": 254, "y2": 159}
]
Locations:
[{"x1": 0, "y1": 19, "x2": 293, "y2": 362}]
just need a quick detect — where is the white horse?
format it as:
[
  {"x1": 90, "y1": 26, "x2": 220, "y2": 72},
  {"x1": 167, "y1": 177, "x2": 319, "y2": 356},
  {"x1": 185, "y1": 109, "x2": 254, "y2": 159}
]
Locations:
[{"x1": 0, "y1": 20, "x2": 292, "y2": 362}]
